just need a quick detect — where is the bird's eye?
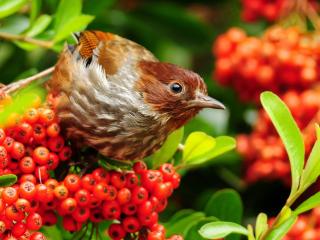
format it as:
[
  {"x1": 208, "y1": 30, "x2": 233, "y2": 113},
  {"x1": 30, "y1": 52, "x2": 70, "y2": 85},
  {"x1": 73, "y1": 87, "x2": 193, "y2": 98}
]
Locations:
[{"x1": 170, "y1": 82, "x2": 183, "y2": 94}]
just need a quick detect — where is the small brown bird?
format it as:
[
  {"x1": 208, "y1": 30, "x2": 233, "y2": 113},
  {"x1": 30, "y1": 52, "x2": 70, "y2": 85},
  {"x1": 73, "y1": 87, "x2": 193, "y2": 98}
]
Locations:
[{"x1": 48, "y1": 31, "x2": 225, "y2": 160}]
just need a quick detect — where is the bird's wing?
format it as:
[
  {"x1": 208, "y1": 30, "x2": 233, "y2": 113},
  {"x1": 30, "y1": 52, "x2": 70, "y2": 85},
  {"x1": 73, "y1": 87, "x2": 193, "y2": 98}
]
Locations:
[{"x1": 76, "y1": 31, "x2": 158, "y2": 76}]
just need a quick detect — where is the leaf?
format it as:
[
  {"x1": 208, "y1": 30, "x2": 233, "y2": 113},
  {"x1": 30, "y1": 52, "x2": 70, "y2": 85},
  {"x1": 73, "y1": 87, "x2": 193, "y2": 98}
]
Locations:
[
  {"x1": 53, "y1": 15, "x2": 94, "y2": 42},
  {"x1": 204, "y1": 189, "x2": 243, "y2": 240},
  {"x1": 205, "y1": 189, "x2": 243, "y2": 224},
  {"x1": 41, "y1": 226, "x2": 63, "y2": 240},
  {"x1": 165, "y1": 211, "x2": 205, "y2": 237},
  {"x1": 25, "y1": 14, "x2": 52, "y2": 37},
  {"x1": 185, "y1": 217, "x2": 218, "y2": 240},
  {"x1": 260, "y1": 91, "x2": 304, "y2": 197},
  {"x1": 209, "y1": 136, "x2": 236, "y2": 160},
  {"x1": 0, "y1": 15, "x2": 30, "y2": 34},
  {"x1": 30, "y1": 0, "x2": 41, "y2": 23},
  {"x1": 0, "y1": 0, "x2": 28, "y2": 19},
  {"x1": 316, "y1": 123, "x2": 320, "y2": 139},
  {"x1": 255, "y1": 213, "x2": 268, "y2": 239},
  {"x1": 247, "y1": 225, "x2": 255, "y2": 240},
  {"x1": 183, "y1": 132, "x2": 216, "y2": 164},
  {"x1": 151, "y1": 127, "x2": 183, "y2": 168},
  {"x1": 265, "y1": 215, "x2": 297, "y2": 240},
  {"x1": 54, "y1": 0, "x2": 82, "y2": 32},
  {"x1": 0, "y1": 174, "x2": 17, "y2": 187},
  {"x1": 294, "y1": 192, "x2": 320, "y2": 215},
  {"x1": 164, "y1": 209, "x2": 196, "y2": 225},
  {"x1": 199, "y1": 221, "x2": 248, "y2": 239},
  {"x1": 300, "y1": 139, "x2": 320, "y2": 191}
]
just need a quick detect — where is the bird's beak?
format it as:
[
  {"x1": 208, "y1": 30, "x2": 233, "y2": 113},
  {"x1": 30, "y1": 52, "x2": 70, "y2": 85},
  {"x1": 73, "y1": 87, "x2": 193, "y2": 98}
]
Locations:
[{"x1": 189, "y1": 93, "x2": 225, "y2": 109}]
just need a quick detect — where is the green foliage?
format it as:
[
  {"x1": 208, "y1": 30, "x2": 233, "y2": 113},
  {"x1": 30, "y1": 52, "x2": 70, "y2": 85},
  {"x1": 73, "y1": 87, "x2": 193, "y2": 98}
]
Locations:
[
  {"x1": 260, "y1": 92, "x2": 304, "y2": 198},
  {"x1": 0, "y1": 174, "x2": 17, "y2": 187},
  {"x1": 264, "y1": 215, "x2": 297, "y2": 240},
  {"x1": 0, "y1": 0, "x2": 27, "y2": 19},
  {"x1": 199, "y1": 222, "x2": 248, "y2": 239},
  {"x1": 294, "y1": 192, "x2": 320, "y2": 215},
  {"x1": 150, "y1": 127, "x2": 184, "y2": 168},
  {"x1": 255, "y1": 213, "x2": 268, "y2": 240}
]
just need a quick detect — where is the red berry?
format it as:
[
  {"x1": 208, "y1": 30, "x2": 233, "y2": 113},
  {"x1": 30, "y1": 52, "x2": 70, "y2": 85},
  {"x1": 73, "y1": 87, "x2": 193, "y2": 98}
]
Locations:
[
  {"x1": 64, "y1": 174, "x2": 81, "y2": 192},
  {"x1": 26, "y1": 213, "x2": 42, "y2": 231},
  {"x1": 131, "y1": 186, "x2": 148, "y2": 204},
  {"x1": 2, "y1": 187, "x2": 18, "y2": 205},
  {"x1": 33, "y1": 147, "x2": 49, "y2": 165},
  {"x1": 117, "y1": 187, "x2": 131, "y2": 205},
  {"x1": 122, "y1": 216, "x2": 140, "y2": 233},
  {"x1": 110, "y1": 171, "x2": 126, "y2": 189},
  {"x1": 30, "y1": 232, "x2": 47, "y2": 240},
  {"x1": 12, "y1": 222, "x2": 26, "y2": 238},
  {"x1": 11, "y1": 141, "x2": 25, "y2": 159},
  {"x1": 108, "y1": 223, "x2": 126, "y2": 240},
  {"x1": 74, "y1": 189, "x2": 90, "y2": 207},
  {"x1": 73, "y1": 207, "x2": 90, "y2": 223},
  {"x1": 60, "y1": 197, "x2": 77, "y2": 214},
  {"x1": 133, "y1": 161, "x2": 147, "y2": 174},
  {"x1": 19, "y1": 156, "x2": 35, "y2": 174},
  {"x1": 102, "y1": 200, "x2": 121, "y2": 220}
]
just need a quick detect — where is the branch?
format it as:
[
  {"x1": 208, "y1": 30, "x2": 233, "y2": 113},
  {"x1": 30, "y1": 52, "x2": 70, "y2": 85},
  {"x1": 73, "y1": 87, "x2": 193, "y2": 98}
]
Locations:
[
  {"x1": 0, "y1": 31, "x2": 54, "y2": 49},
  {"x1": 2, "y1": 67, "x2": 55, "y2": 94}
]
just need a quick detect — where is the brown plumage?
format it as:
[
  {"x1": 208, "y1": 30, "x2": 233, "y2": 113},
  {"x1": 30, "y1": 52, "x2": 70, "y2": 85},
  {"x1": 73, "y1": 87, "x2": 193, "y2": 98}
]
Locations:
[{"x1": 46, "y1": 30, "x2": 225, "y2": 160}]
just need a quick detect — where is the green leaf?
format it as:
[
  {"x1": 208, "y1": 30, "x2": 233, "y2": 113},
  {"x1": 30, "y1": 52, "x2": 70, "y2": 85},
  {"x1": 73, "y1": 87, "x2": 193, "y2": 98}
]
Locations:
[
  {"x1": 265, "y1": 215, "x2": 297, "y2": 240},
  {"x1": 53, "y1": 15, "x2": 94, "y2": 42},
  {"x1": 183, "y1": 132, "x2": 216, "y2": 164},
  {"x1": 255, "y1": 213, "x2": 268, "y2": 239},
  {"x1": 164, "y1": 209, "x2": 196, "y2": 225},
  {"x1": 30, "y1": 0, "x2": 41, "y2": 23},
  {"x1": 260, "y1": 91, "x2": 304, "y2": 197},
  {"x1": 25, "y1": 14, "x2": 52, "y2": 37},
  {"x1": 165, "y1": 211, "x2": 205, "y2": 237},
  {"x1": 151, "y1": 127, "x2": 183, "y2": 168},
  {"x1": 41, "y1": 226, "x2": 63, "y2": 240},
  {"x1": 0, "y1": 15, "x2": 30, "y2": 34},
  {"x1": 205, "y1": 189, "x2": 243, "y2": 224},
  {"x1": 300, "y1": 139, "x2": 320, "y2": 191},
  {"x1": 294, "y1": 192, "x2": 320, "y2": 215},
  {"x1": 54, "y1": 0, "x2": 82, "y2": 32},
  {"x1": 185, "y1": 217, "x2": 218, "y2": 240},
  {"x1": 0, "y1": 174, "x2": 17, "y2": 187},
  {"x1": 209, "y1": 136, "x2": 236, "y2": 160},
  {"x1": 247, "y1": 225, "x2": 255, "y2": 240},
  {"x1": 204, "y1": 189, "x2": 243, "y2": 240},
  {"x1": 0, "y1": 0, "x2": 28, "y2": 19},
  {"x1": 199, "y1": 221, "x2": 248, "y2": 239}
]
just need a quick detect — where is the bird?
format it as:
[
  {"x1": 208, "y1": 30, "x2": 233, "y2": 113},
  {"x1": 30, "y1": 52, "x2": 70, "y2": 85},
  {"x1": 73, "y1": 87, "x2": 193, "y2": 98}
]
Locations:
[{"x1": 19, "y1": 31, "x2": 226, "y2": 161}]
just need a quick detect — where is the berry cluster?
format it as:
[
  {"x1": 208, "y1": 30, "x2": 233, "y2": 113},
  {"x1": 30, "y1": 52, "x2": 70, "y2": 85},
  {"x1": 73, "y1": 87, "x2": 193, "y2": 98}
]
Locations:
[
  {"x1": 237, "y1": 89, "x2": 320, "y2": 184},
  {"x1": 213, "y1": 26, "x2": 320, "y2": 103},
  {"x1": 241, "y1": 0, "x2": 319, "y2": 22},
  {"x1": 0, "y1": 98, "x2": 185, "y2": 240},
  {"x1": 0, "y1": 105, "x2": 72, "y2": 239}
]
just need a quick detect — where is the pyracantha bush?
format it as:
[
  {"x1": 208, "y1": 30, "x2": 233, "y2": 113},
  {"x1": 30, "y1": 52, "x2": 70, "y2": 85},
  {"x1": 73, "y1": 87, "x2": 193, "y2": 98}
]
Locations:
[{"x1": 213, "y1": 26, "x2": 320, "y2": 103}]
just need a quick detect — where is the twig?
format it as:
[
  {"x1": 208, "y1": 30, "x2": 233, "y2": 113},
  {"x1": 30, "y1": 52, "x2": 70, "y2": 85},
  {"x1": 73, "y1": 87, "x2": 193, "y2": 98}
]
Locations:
[
  {"x1": 2, "y1": 67, "x2": 55, "y2": 94},
  {"x1": 0, "y1": 31, "x2": 54, "y2": 48}
]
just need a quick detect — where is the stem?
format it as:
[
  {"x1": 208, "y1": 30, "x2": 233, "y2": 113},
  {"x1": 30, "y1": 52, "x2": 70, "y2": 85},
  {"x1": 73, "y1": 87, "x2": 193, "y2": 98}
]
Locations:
[
  {"x1": 2, "y1": 67, "x2": 55, "y2": 94},
  {"x1": 260, "y1": 189, "x2": 303, "y2": 240},
  {"x1": 0, "y1": 31, "x2": 54, "y2": 48}
]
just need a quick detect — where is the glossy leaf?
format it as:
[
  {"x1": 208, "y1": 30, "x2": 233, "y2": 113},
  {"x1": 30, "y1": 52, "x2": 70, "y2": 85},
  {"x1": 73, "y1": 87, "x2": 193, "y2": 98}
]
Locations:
[
  {"x1": 25, "y1": 14, "x2": 52, "y2": 37},
  {"x1": 30, "y1": 0, "x2": 41, "y2": 23},
  {"x1": 54, "y1": 0, "x2": 82, "y2": 31},
  {"x1": 255, "y1": 213, "x2": 268, "y2": 239},
  {"x1": 261, "y1": 91, "x2": 304, "y2": 197},
  {"x1": 205, "y1": 189, "x2": 243, "y2": 224},
  {"x1": 300, "y1": 139, "x2": 320, "y2": 191},
  {"x1": 0, "y1": 174, "x2": 17, "y2": 187},
  {"x1": 151, "y1": 127, "x2": 183, "y2": 168},
  {"x1": 0, "y1": 0, "x2": 27, "y2": 19},
  {"x1": 294, "y1": 192, "x2": 320, "y2": 215},
  {"x1": 247, "y1": 225, "x2": 255, "y2": 240},
  {"x1": 209, "y1": 136, "x2": 236, "y2": 160},
  {"x1": 199, "y1": 221, "x2": 248, "y2": 239},
  {"x1": 183, "y1": 132, "x2": 216, "y2": 164},
  {"x1": 53, "y1": 15, "x2": 94, "y2": 42},
  {"x1": 185, "y1": 217, "x2": 218, "y2": 240},
  {"x1": 165, "y1": 211, "x2": 205, "y2": 237},
  {"x1": 204, "y1": 189, "x2": 243, "y2": 240},
  {"x1": 265, "y1": 215, "x2": 297, "y2": 240}
]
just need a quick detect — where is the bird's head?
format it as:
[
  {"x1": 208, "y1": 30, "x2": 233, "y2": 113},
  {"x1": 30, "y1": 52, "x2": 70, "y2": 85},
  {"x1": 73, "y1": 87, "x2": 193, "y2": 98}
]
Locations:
[{"x1": 136, "y1": 61, "x2": 225, "y2": 130}]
